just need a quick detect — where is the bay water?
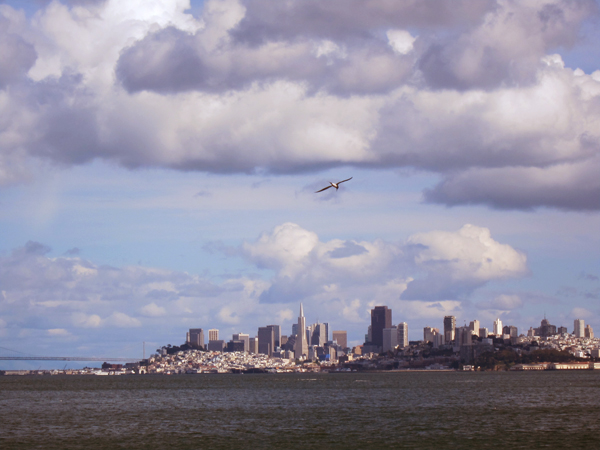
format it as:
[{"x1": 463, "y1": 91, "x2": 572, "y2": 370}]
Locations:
[{"x1": 1, "y1": 371, "x2": 599, "y2": 449}]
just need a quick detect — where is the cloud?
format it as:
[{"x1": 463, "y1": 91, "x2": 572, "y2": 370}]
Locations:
[
  {"x1": 402, "y1": 224, "x2": 528, "y2": 300},
  {"x1": 570, "y1": 307, "x2": 593, "y2": 320},
  {"x1": 0, "y1": 0, "x2": 599, "y2": 211},
  {"x1": 238, "y1": 222, "x2": 527, "y2": 304},
  {"x1": 47, "y1": 328, "x2": 71, "y2": 336},
  {"x1": 105, "y1": 311, "x2": 141, "y2": 328},
  {"x1": 477, "y1": 294, "x2": 524, "y2": 311},
  {"x1": 140, "y1": 302, "x2": 166, "y2": 317}
]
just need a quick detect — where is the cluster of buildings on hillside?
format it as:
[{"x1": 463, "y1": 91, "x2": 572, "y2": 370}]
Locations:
[
  {"x1": 5, "y1": 304, "x2": 598, "y2": 376},
  {"x1": 177, "y1": 304, "x2": 598, "y2": 363}
]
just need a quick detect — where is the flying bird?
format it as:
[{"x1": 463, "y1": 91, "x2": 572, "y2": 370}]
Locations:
[{"x1": 315, "y1": 177, "x2": 353, "y2": 193}]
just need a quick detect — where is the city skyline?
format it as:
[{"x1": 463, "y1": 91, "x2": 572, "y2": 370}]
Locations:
[{"x1": 0, "y1": 0, "x2": 599, "y2": 368}]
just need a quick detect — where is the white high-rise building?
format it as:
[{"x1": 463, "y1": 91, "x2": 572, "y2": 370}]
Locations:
[
  {"x1": 574, "y1": 319, "x2": 585, "y2": 338},
  {"x1": 397, "y1": 322, "x2": 409, "y2": 348},
  {"x1": 208, "y1": 329, "x2": 219, "y2": 341},
  {"x1": 295, "y1": 303, "x2": 308, "y2": 359},
  {"x1": 469, "y1": 320, "x2": 480, "y2": 337},
  {"x1": 493, "y1": 318, "x2": 503, "y2": 336}
]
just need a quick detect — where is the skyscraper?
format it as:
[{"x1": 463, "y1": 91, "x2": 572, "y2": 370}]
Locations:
[
  {"x1": 585, "y1": 324, "x2": 594, "y2": 339},
  {"x1": 397, "y1": 322, "x2": 408, "y2": 348},
  {"x1": 233, "y1": 333, "x2": 249, "y2": 352},
  {"x1": 469, "y1": 320, "x2": 480, "y2": 337},
  {"x1": 332, "y1": 330, "x2": 347, "y2": 349},
  {"x1": 574, "y1": 319, "x2": 585, "y2": 338},
  {"x1": 294, "y1": 303, "x2": 308, "y2": 359},
  {"x1": 493, "y1": 318, "x2": 503, "y2": 336},
  {"x1": 383, "y1": 326, "x2": 398, "y2": 353},
  {"x1": 188, "y1": 328, "x2": 204, "y2": 349},
  {"x1": 209, "y1": 329, "x2": 219, "y2": 341},
  {"x1": 267, "y1": 325, "x2": 281, "y2": 349},
  {"x1": 311, "y1": 322, "x2": 327, "y2": 347},
  {"x1": 444, "y1": 316, "x2": 456, "y2": 344},
  {"x1": 258, "y1": 326, "x2": 274, "y2": 356},
  {"x1": 371, "y1": 306, "x2": 392, "y2": 350}
]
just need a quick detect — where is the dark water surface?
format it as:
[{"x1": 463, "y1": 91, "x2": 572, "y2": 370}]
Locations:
[{"x1": 1, "y1": 371, "x2": 599, "y2": 449}]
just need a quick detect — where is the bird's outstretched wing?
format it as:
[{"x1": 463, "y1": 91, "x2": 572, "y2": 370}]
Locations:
[
  {"x1": 315, "y1": 185, "x2": 333, "y2": 193},
  {"x1": 337, "y1": 177, "x2": 353, "y2": 184}
]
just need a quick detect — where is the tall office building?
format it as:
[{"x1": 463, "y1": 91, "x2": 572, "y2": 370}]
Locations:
[
  {"x1": 444, "y1": 316, "x2": 456, "y2": 344},
  {"x1": 323, "y1": 323, "x2": 329, "y2": 343},
  {"x1": 208, "y1": 329, "x2": 219, "y2": 341},
  {"x1": 258, "y1": 326, "x2": 274, "y2": 356},
  {"x1": 233, "y1": 333, "x2": 249, "y2": 352},
  {"x1": 248, "y1": 337, "x2": 258, "y2": 354},
  {"x1": 469, "y1": 320, "x2": 480, "y2": 337},
  {"x1": 267, "y1": 325, "x2": 281, "y2": 349},
  {"x1": 493, "y1": 318, "x2": 503, "y2": 336},
  {"x1": 585, "y1": 325, "x2": 594, "y2": 339},
  {"x1": 188, "y1": 328, "x2": 205, "y2": 349},
  {"x1": 383, "y1": 326, "x2": 398, "y2": 353},
  {"x1": 574, "y1": 319, "x2": 585, "y2": 338},
  {"x1": 332, "y1": 330, "x2": 347, "y2": 349},
  {"x1": 371, "y1": 306, "x2": 392, "y2": 350},
  {"x1": 479, "y1": 327, "x2": 488, "y2": 338},
  {"x1": 455, "y1": 326, "x2": 473, "y2": 346},
  {"x1": 397, "y1": 322, "x2": 409, "y2": 348},
  {"x1": 295, "y1": 303, "x2": 309, "y2": 359},
  {"x1": 311, "y1": 323, "x2": 327, "y2": 347}
]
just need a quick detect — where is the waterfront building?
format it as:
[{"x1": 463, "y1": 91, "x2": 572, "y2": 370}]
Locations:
[
  {"x1": 371, "y1": 306, "x2": 392, "y2": 351},
  {"x1": 232, "y1": 333, "x2": 249, "y2": 352},
  {"x1": 574, "y1": 319, "x2": 585, "y2": 338},
  {"x1": 469, "y1": 320, "x2": 480, "y2": 337},
  {"x1": 208, "y1": 329, "x2": 219, "y2": 341},
  {"x1": 444, "y1": 316, "x2": 456, "y2": 344},
  {"x1": 397, "y1": 322, "x2": 408, "y2": 348},
  {"x1": 383, "y1": 326, "x2": 398, "y2": 353},
  {"x1": 258, "y1": 326, "x2": 274, "y2": 356},
  {"x1": 295, "y1": 303, "x2": 309, "y2": 359},
  {"x1": 188, "y1": 328, "x2": 205, "y2": 349},
  {"x1": 332, "y1": 330, "x2": 347, "y2": 349},
  {"x1": 493, "y1": 318, "x2": 503, "y2": 336},
  {"x1": 585, "y1": 324, "x2": 594, "y2": 339}
]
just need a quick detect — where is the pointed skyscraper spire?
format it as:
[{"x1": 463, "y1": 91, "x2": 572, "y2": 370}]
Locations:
[{"x1": 300, "y1": 302, "x2": 304, "y2": 318}]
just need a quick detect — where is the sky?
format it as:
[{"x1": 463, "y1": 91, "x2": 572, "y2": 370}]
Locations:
[{"x1": 0, "y1": 0, "x2": 599, "y2": 368}]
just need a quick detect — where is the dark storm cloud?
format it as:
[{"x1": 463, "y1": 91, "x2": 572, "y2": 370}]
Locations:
[
  {"x1": 231, "y1": 0, "x2": 496, "y2": 44},
  {"x1": 424, "y1": 159, "x2": 600, "y2": 211},
  {"x1": 116, "y1": 26, "x2": 412, "y2": 96}
]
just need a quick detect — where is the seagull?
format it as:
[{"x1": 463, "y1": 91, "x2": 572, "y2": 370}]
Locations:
[{"x1": 315, "y1": 177, "x2": 353, "y2": 193}]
